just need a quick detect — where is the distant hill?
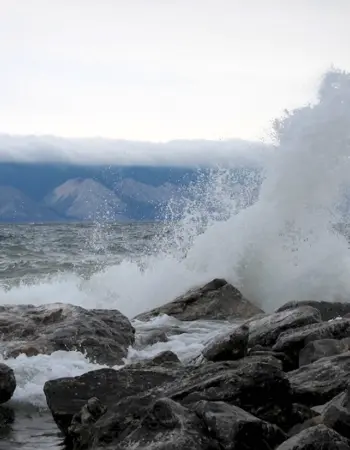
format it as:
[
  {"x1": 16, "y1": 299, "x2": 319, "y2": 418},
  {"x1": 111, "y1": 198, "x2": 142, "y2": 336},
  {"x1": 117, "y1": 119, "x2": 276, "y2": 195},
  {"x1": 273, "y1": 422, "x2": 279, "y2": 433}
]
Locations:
[
  {"x1": 0, "y1": 163, "x2": 202, "y2": 223},
  {"x1": 0, "y1": 162, "x2": 264, "y2": 223}
]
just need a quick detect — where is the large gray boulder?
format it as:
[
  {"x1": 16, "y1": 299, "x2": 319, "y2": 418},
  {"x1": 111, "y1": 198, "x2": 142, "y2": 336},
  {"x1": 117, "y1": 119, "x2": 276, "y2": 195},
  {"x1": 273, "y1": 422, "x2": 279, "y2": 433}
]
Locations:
[
  {"x1": 277, "y1": 301, "x2": 350, "y2": 322},
  {"x1": 0, "y1": 364, "x2": 16, "y2": 404},
  {"x1": 248, "y1": 307, "x2": 322, "y2": 349},
  {"x1": 194, "y1": 400, "x2": 287, "y2": 450},
  {"x1": 273, "y1": 319, "x2": 350, "y2": 369},
  {"x1": 299, "y1": 338, "x2": 350, "y2": 367},
  {"x1": 288, "y1": 352, "x2": 350, "y2": 406},
  {"x1": 134, "y1": 279, "x2": 263, "y2": 322},
  {"x1": 202, "y1": 324, "x2": 249, "y2": 362},
  {"x1": 0, "y1": 303, "x2": 135, "y2": 366}
]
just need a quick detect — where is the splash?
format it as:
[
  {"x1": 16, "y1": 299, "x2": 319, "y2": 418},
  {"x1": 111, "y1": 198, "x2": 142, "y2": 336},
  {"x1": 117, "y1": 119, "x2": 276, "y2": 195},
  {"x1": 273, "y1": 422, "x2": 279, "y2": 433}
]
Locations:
[{"x1": 1, "y1": 70, "x2": 350, "y2": 319}]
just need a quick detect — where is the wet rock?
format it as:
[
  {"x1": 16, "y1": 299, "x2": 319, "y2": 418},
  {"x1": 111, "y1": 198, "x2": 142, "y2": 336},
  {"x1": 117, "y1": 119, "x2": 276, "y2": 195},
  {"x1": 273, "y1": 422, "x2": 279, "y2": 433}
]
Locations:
[
  {"x1": 45, "y1": 356, "x2": 294, "y2": 440},
  {"x1": 105, "y1": 398, "x2": 220, "y2": 450},
  {"x1": 134, "y1": 279, "x2": 263, "y2": 322},
  {"x1": 134, "y1": 329, "x2": 169, "y2": 348},
  {"x1": 0, "y1": 303, "x2": 135, "y2": 366},
  {"x1": 275, "y1": 424, "x2": 350, "y2": 450},
  {"x1": 194, "y1": 400, "x2": 287, "y2": 450},
  {"x1": 277, "y1": 300, "x2": 350, "y2": 322},
  {"x1": 312, "y1": 391, "x2": 347, "y2": 415},
  {"x1": 299, "y1": 337, "x2": 350, "y2": 367},
  {"x1": 287, "y1": 416, "x2": 322, "y2": 437},
  {"x1": 0, "y1": 405, "x2": 14, "y2": 428},
  {"x1": 44, "y1": 366, "x2": 178, "y2": 435},
  {"x1": 248, "y1": 349, "x2": 295, "y2": 372},
  {"x1": 323, "y1": 403, "x2": 350, "y2": 439},
  {"x1": 129, "y1": 351, "x2": 182, "y2": 369},
  {"x1": 202, "y1": 324, "x2": 249, "y2": 362},
  {"x1": 68, "y1": 397, "x2": 107, "y2": 448},
  {"x1": 248, "y1": 307, "x2": 321, "y2": 349},
  {"x1": 273, "y1": 319, "x2": 350, "y2": 369},
  {"x1": 288, "y1": 352, "x2": 350, "y2": 406},
  {"x1": 0, "y1": 363, "x2": 16, "y2": 404}
]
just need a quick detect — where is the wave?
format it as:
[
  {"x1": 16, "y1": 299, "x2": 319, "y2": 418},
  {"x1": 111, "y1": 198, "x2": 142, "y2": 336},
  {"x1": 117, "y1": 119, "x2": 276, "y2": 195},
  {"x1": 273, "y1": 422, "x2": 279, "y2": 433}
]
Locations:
[{"x1": 1, "y1": 69, "x2": 350, "y2": 321}]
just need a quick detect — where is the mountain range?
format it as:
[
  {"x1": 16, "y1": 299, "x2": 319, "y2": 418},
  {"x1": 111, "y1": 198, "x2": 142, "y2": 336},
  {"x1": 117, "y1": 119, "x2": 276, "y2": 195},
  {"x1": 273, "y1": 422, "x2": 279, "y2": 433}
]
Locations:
[{"x1": 0, "y1": 163, "x2": 203, "y2": 223}]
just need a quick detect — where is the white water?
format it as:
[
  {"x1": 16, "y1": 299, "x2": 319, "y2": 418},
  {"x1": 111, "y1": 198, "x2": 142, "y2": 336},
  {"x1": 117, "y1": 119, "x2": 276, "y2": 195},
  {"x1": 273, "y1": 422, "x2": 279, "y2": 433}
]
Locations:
[{"x1": 2, "y1": 70, "x2": 350, "y2": 427}]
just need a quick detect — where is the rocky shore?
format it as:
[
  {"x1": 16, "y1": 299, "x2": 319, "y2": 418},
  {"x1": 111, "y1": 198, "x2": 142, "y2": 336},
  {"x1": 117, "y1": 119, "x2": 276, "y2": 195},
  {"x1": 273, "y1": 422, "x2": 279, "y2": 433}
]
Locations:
[{"x1": 3, "y1": 279, "x2": 350, "y2": 448}]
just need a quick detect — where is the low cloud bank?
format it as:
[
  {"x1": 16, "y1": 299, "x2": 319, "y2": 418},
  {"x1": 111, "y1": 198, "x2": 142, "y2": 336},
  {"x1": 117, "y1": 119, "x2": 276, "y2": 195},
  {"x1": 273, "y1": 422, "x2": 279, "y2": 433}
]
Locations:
[{"x1": 0, "y1": 135, "x2": 272, "y2": 167}]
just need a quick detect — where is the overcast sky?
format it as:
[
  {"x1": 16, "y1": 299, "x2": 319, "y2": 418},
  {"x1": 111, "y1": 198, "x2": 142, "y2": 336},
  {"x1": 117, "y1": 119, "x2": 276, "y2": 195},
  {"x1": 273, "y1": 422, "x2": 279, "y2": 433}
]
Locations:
[{"x1": 1, "y1": 0, "x2": 349, "y2": 142}]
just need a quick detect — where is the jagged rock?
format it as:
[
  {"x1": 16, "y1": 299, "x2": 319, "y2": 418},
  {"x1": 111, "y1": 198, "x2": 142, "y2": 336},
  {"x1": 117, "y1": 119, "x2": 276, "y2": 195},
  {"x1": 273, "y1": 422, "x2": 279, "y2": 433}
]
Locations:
[
  {"x1": 275, "y1": 424, "x2": 350, "y2": 449},
  {"x1": 273, "y1": 319, "x2": 350, "y2": 369},
  {"x1": 194, "y1": 400, "x2": 287, "y2": 450},
  {"x1": 323, "y1": 403, "x2": 350, "y2": 439},
  {"x1": 288, "y1": 352, "x2": 350, "y2": 406},
  {"x1": 104, "y1": 398, "x2": 220, "y2": 450},
  {"x1": 134, "y1": 279, "x2": 263, "y2": 322},
  {"x1": 248, "y1": 350, "x2": 294, "y2": 372},
  {"x1": 299, "y1": 338, "x2": 350, "y2": 367},
  {"x1": 277, "y1": 301, "x2": 350, "y2": 322},
  {"x1": 202, "y1": 324, "x2": 249, "y2": 362},
  {"x1": 312, "y1": 391, "x2": 347, "y2": 415},
  {"x1": 248, "y1": 307, "x2": 322, "y2": 349},
  {"x1": 44, "y1": 367, "x2": 178, "y2": 434},
  {"x1": 0, "y1": 364, "x2": 16, "y2": 404},
  {"x1": 0, "y1": 303, "x2": 135, "y2": 366},
  {"x1": 129, "y1": 351, "x2": 182, "y2": 369},
  {"x1": 68, "y1": 397, "x2": 107, "y2": 448},
  {"x1": 44, "y1": 356, "x2": 294, "y2": 442}
]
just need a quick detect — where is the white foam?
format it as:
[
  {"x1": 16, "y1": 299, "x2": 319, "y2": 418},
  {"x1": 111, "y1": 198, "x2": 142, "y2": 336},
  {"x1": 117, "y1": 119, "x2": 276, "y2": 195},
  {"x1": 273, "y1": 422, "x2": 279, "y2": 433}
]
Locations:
[{"x1": 2, "y1": 351, "x2": 106, "y2": 409}]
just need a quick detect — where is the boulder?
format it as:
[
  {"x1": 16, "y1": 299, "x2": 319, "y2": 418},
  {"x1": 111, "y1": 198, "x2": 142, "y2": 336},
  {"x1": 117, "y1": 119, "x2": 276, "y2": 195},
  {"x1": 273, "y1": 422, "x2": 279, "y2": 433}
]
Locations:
[
  {"x1": 0, "y1": 303, "x2": 135, "y2": 366},
  {"x1": 134, "y1": 279, "x2": 263, "y2": 322},
  {"x1": 275, "y1": 424, "x2": 350, "y2": 450},
  {"x1": 202, "y1": 324, "x2": 249, "y2": 362},
  {"x1": 248, "y1": 350, "x2": 294, "y2": 372},
  {"x1": 102, "y1": 398, "x2": 220, "y2": 450},
  {"x1": 194, "y1": 400, "x2": 287, "y2": 450},
  {"x1": 248, "y1": 307, "x2": 322, "y2": 349},
  {"x1": 129, "y1": 351, "x2": 182, "y2": 369},
  {"x1": 288, "y1": 352, "x2": 350, "y2": 406},
  {"x1": 273, "y1": 319, "x2": 350, "y2": 369},
  {"x1": 0, "y1": 364, "x2": 16, "y2": 404},
  {"x1": 323, "y1": 403, "x2": 350, "y2": 439},
  {"x1": 277, "y1": 301, "x2": 350, "y2": 322},
  {"x1": 299, "y1": 338, "x2": 350, "y2": 367},
  {"x1": 44, "y1": 355, "x2": 294, "y2": 442},
  {"x1": 44, "y1": 366, "x2": 179, "y2": 434}
]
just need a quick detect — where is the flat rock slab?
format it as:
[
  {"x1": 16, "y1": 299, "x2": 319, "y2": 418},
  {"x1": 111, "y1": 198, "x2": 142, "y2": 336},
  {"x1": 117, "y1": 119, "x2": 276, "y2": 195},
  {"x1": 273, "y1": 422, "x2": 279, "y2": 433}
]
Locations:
[
  {"x1": 0, "y1": 303, "x2": 135, "y2": 366},
  {"x1": 275, "y1": 424, "x2": 350, "y2": 450},
  {"x1": 299, "y1": 338, "x2": 350, "y2": 367},
  {"x1": 194, "y1": 400, "x2": 286, "y2": 450},
  {"x1": 273, "y1": 319, "x2": 350, "y2": 367},
  {"x1": 277, "y1": 301, "x2": 350, "y2": 321},
  {"x1": 248, "y1": 307, "x2": 322, "y2": 349},
  {"x1": 288, "y1": 352, "x2": 350, "y2": 406},
  {"x1": 134, "y1": 279, "x2": 263, "y2": 322}
]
